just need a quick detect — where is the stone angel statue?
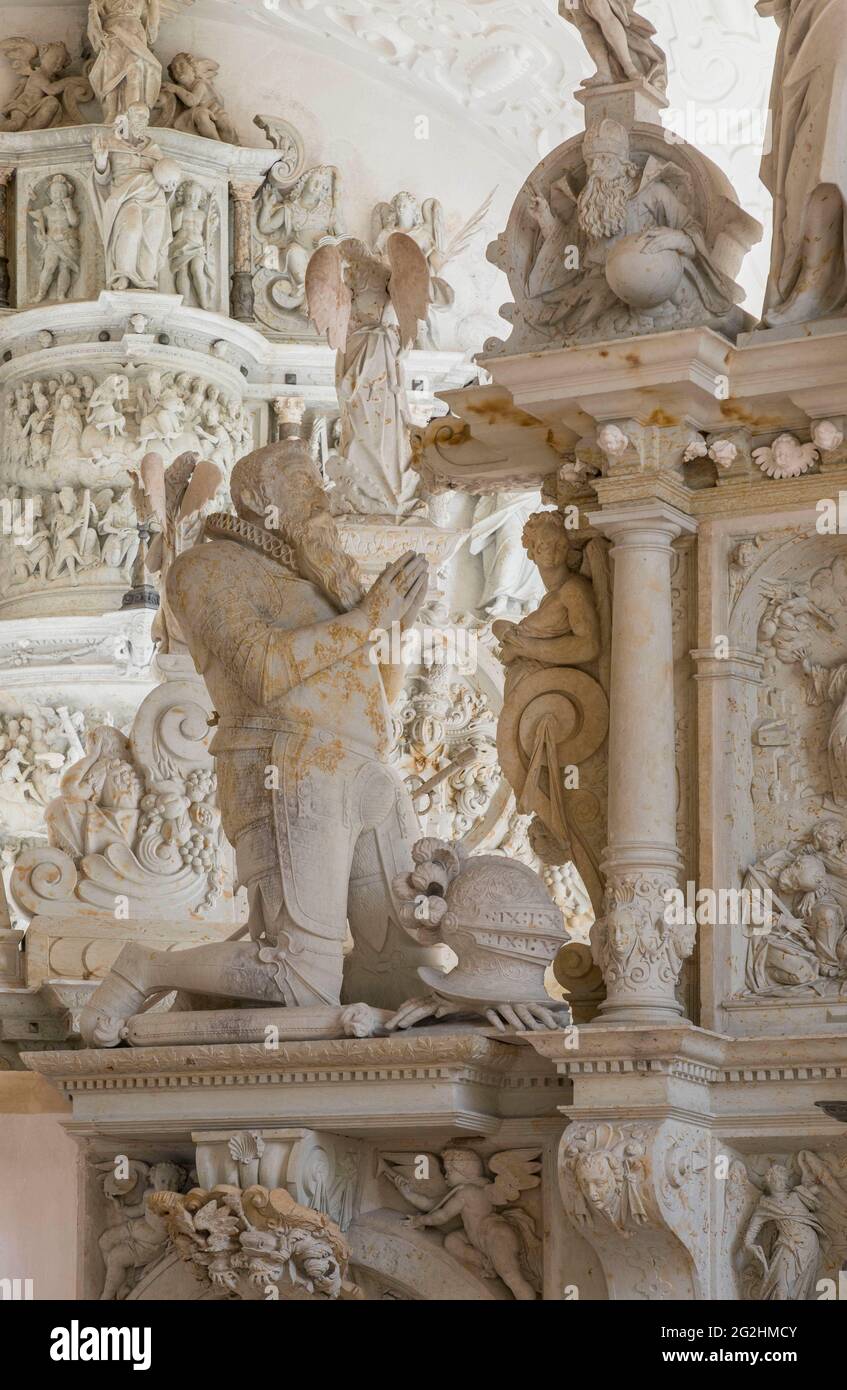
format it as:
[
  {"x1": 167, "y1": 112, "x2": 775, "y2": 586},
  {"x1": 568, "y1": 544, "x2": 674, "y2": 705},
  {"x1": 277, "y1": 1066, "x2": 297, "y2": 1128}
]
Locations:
[
  {"x1": 371, "y1": 188, "x2": 495, "y2": 346},
  {"x1": 0, "y1": 39, "x2": 93, "y2": 130},
  {"x1": 561, "y1": 0, "x2": 667, "y2": 92},
  {"x1": 380, "y1": 1146, "x2": 544, "y2": 1300},
  {"x1": 306, "y1": 232, "x2": 431, "y2": 518},
  {"x1": 130, "y1": 449, "x2": 222, "y2": 657}
]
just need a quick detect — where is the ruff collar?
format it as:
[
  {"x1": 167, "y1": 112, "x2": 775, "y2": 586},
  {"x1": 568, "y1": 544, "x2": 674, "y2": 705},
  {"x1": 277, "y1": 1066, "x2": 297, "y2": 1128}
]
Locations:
[{"x1": 204, "y1": 512, "x2": 298, "y2": 572}]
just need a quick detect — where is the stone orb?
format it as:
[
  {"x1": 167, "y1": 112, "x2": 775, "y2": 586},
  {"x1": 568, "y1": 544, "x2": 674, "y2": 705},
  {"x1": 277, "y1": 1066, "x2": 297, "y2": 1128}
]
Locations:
[
  {"x1": 605, "y1": 232, "x2": 684, "y2": 310},
  {"x1": 153, "y1": 158, "x2": 182, "y2": 193}
]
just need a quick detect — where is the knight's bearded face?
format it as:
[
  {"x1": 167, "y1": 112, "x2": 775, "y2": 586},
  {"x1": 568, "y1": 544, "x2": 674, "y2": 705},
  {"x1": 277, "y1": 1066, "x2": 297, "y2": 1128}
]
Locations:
[
  {"x1": 577, "y1": 158, "x2": 637, "y2": 240},
  {"x1": 266, "y1": 484, "x2": 364, "y2": 611},
  {"x1": 293, "y1": 510, "x2": 365, "y2": 611}
]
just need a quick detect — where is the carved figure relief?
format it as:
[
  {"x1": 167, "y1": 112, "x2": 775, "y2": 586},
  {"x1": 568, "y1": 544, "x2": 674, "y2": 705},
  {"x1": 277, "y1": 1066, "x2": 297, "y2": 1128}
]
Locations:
[
  {"x1": 561, "y1": 1122, "x2": 649, "y2": 1233},
  {"x1": 468, "y1": 491, "x2": 546, "y2": 620},
  {"x1": 97, "y1": 1158, "x2": 188, "y2": 1300},
  {"x1": 758, "y1": 0, "x2": 847, "y2": 327},
  {"x1": 371, "y1": 189, "x2": 493, "y2": 347},
  {"x1": 89, "y1": 103, "x2": 181, "y2": 292},
  {"x1": 488, "y1": 119, "x2": 759, "y2": 355},
  {"x1": 13, "y1": 681, "x2": 227, "y2": 927},
  {"x1": 169, "y1": 180, "x2": 219, "y2": 308},
  {"x1": 0, "y1": 39, "x2": 93, "y2": 130},
  {"x1": 253, "y1": 164, "x2": 343, "y2": 331},
  {"x1": 155, "y1": 52, "x2": 238, "y2": 143},
  {"x1": 87, "y1": 0, "x2": 195, "y2": 125},
  {"x1": 7, "y1": 486, "x2": 138, "y2": 593},
  {"x1": 561, "y1": 0, "x2": 667, "y2": 92},
  {"x1": 381, "y1": 1146, "x2": 544, "y2": 1300},
  {"x1": 2, "y1": 370, "x2": 251, "y2": 484},
  {"x1": 495, "y1": 512, "x2": 611, "y2": 914},
  {"x1": 731, "y1": 1150, "x2": 847, "y2": 1300},
  {"x1": 27, "y1": 175, "x2": 81, "y2": 304}
]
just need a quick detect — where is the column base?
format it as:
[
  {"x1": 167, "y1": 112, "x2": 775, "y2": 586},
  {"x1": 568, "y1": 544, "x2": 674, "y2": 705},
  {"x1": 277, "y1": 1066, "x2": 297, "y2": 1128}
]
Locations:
[{"x1": 230, "y1": 269, "x2": 255, "y2": 322}]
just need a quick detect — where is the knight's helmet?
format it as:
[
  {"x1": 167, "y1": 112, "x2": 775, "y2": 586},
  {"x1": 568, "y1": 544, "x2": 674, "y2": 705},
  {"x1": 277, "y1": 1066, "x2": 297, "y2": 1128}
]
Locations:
[{"x1": 394, "y1": 837, "x2": 568, "y2": 1009}]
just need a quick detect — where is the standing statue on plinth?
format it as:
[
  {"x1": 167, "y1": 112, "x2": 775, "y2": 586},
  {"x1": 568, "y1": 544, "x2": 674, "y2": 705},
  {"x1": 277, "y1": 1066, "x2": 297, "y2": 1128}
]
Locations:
[
  {"x1": 80, "y1": 441, "x2": 440, "y2": 1044},
  {"x1": 758, "y1": 0, "x2": 847, "y2": 327},
  {"x1": 88, "y1": 0, "x2": 153, "y2": 123},
  {"x1": 561, "y1": 0, "x2": 667, "y2": 92},
  {"x1": 306, "y1": 233, "x2": 430, "y2": 519}
]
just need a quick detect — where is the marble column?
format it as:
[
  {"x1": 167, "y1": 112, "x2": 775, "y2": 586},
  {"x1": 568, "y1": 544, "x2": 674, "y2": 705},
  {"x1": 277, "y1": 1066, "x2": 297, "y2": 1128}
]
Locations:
[
  {"x1": 589, "y1": 502, "x2": 697, "y2": 1023},
  {"x1": 0, "y1": 168, "x2": 15, "y2": 308},
  {"x1": 229, "y1": 181, "x2": 261, "y2": 322},
  {"x1": 273, "y1": 395, "x2": 306, "y2": 441}
]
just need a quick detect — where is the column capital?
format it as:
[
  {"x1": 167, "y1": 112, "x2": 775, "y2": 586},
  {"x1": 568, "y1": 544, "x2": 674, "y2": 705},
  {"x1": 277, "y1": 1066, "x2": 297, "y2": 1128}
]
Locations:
[
  {"x1": 229, "y1": 179, "x2": 263, "y2": 202},
  {"x1": 588, "y1": 501, "x2": 698, "y2": 545}
]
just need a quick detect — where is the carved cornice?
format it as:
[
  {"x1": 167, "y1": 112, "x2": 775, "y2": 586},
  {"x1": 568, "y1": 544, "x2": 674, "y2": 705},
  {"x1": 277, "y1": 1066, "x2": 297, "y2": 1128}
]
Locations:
[
  {"x1": 525, "y1": 1023, "x2": 847, "y2": 1089},
  {"x1": 23, "y1": 1032, "x2": 554, "y2": 1094}
]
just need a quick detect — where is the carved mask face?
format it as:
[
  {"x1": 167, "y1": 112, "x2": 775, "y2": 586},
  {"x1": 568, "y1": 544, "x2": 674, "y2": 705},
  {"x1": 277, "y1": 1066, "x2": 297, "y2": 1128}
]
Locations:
[
  {"x1": 607, "y1": 907, "x2": 637, "y2": 958},
  {"x1": 577, "y1": 1153, "x2": 618, "y2": 1213}
]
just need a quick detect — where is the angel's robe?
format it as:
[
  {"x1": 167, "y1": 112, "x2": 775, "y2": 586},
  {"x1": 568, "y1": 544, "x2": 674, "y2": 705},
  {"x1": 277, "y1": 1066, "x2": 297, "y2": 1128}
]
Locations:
[
  {"x1": 760, "y1": 0, "x2": 847, "y2": 324},
  {"x1": 89, "y1": 0, "x2": 162, "y2": 119}
]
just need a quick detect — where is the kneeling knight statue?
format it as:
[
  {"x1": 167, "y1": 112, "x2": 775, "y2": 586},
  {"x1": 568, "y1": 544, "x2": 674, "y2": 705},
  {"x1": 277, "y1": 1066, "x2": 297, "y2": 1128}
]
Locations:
[{"x1": 81, "y1": 440, "x2": 569, "y2": 1046}]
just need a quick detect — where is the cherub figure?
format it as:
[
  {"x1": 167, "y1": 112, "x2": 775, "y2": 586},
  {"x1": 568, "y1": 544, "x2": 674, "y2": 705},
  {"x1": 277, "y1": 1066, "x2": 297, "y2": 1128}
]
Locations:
[
  {"x1": 0, "y1": 39, "x2": 91, "y2": 131},
  {"x1": 97, "y1": 1159, "x2": 185, "y2": 1300},
  {"x1": 157, "y1": 52, "x2": 239, "y2": 144},
  {"x1": 382, "y1": 1147, "x2": 543, "y2": 1300}
]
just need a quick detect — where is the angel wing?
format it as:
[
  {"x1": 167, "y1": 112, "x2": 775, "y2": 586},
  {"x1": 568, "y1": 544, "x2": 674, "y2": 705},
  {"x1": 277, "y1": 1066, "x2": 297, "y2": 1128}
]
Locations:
[
  {"x1": 387, "y1": 232, "x2": 430, "y2": 350},
  {"x1": 132, "y1": 451, "x2": 167, "y2": 529},
  {"x1": 192, "y1": 56, "x2": 221, "y2": 83},
  {"x1": 797, "y1": 1150, "x2": 847, "y2": 1262},
  {"x1": 435, "y1": 187, "x2": 496, "y2": 270},
  {"x1": 305, "y1": 242, "x2": 352, "y2": 353},
  {"x1": 175, "y1": 456, "x2": 221, "y2": 525},
  {"x1": 421, "y1": 197, "x2": 445, "y2": 254},
  {"x1": 488, "y1": 1148, "x2": 543, "y2": 1205},
  {"x1": 371, "y1": 200, "x2": 396, "y2": 248},
  {"x1": 0, "y1": 38, "x2": 39, "y2": 76}
]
